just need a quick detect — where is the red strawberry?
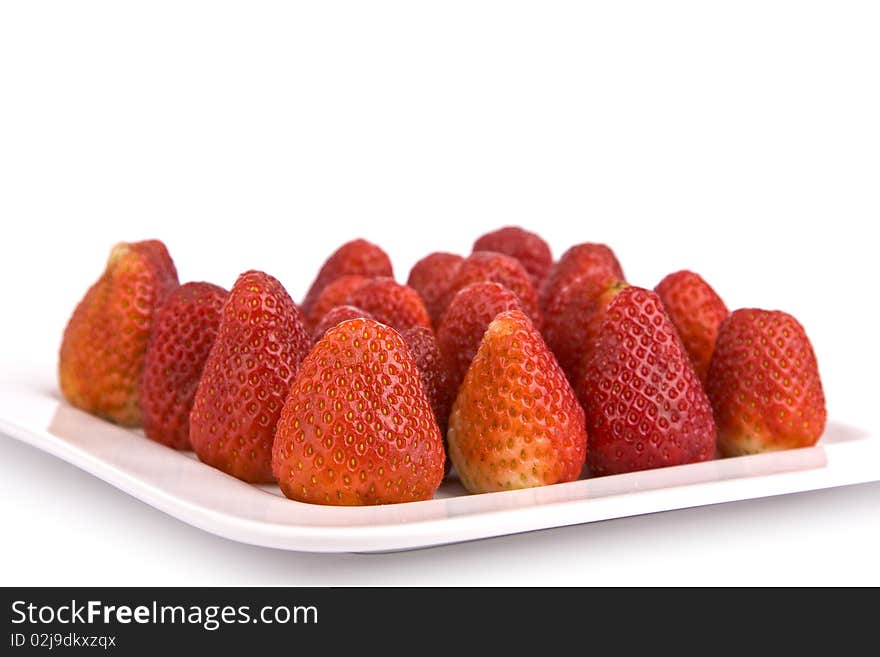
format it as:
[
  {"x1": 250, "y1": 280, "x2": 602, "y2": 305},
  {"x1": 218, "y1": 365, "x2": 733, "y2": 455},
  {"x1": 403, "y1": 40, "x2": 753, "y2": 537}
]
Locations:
[
  {"x1": 59, "y1": 240, "x2": 179, "y2": 426},
  {"x1": 442, "y1": 251, "x2": 541, "y2": 327},
  {"x1": 406, "y1": 252, "x2": 463, "y2": 327},
  {"x1": 473, "y1": 226, "x2": 553, "y2": 289},
  {"x1": 301, "y1": 239, "x2": 393, "y2": 315},
  {"x1": 706, "y1": 309, "x2": 826, "y2": 456},
  {"x1": 437, "y1": 281, "x2": 524, "y2": 399},
  {"x1": 141, "y1": 282, "x2": 228, "y2": 449},
  {"x1": 312, "y1": 305, "x2": 373, "y2": 342},
  {"x1": 401, "y1": 326, "x2": 453, "y2": 439},
  {"x1": 346, "y1": 277, "x2": 432, "y2": 334},
  {"x1": 447, "y1": 309, "x2": 586, "y2": 493},
  {"x1": 655, "y1": 270, "x2": 729, "y2": 384},
  {"x1": 543, "y1": 274, "x2": 628, "y2": 384},
  {"x1": 272, "y1": 318, "x2": 446, "y2": 505},
  {"x1": 305, "y1": 274, "x2": 369, "y2": 330},
  {"x1": 540, "y1": 243, "x2": 624, "y2": 311},
  {"x1": 189, "y1": 270, "x2": 311, "y2": 483},
  {"x1": 579, "y1": 287, "x2": 716, "y2": 476}
]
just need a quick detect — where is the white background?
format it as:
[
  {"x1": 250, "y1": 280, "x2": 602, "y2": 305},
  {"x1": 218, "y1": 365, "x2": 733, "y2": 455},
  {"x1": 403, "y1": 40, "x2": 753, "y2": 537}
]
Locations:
[{"x1": 1, "y1": 1, "x2": 878, "y2": 585}]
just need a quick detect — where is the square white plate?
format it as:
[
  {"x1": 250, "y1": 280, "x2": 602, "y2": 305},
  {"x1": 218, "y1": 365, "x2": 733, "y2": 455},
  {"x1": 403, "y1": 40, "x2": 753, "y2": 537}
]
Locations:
[{"x1": 0, "y1": 376, "x2": 876, "y2": 553}]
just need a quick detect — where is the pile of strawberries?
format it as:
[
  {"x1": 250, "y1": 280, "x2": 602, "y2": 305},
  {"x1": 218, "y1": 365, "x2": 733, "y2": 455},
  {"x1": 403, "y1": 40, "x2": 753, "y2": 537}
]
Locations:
[{"x1": 58, "y1": 228, "x2": 827, "y2": 505}]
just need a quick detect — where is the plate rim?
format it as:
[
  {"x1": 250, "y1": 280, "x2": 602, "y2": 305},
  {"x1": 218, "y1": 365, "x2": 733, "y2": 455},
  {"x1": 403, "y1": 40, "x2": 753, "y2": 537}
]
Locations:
[{"x1": 1, "y1": 380, "x2": 877, "y2": 553}]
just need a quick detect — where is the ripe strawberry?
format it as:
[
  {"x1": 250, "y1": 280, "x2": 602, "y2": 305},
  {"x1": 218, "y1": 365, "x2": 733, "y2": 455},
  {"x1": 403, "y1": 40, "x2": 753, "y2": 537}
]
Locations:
[
  {"x1": 406, "y1": 252, "x2": 463, "y2": 327},
  {"x1": 59, "y1": 240, "x2": 179, "y2": 426},
  {"x1": 301, "y1": 239, "x2": 393, "y2": 315},
  {"x1": 447, "y1": 309, "x2": 586, "y2": 493},
  {"x1": 540, "y1": 242, "x2": 624, "y2": 311},
  {"x1": 189, "y1": 270, "x2": 311, "y2": 483},
  {"x1": 473, "y1": 226, "x2": 553, "y2": 289},
  {"x1": 437, "y1": 281, "x2": 524, "y2": 400},
  {"x1": 346, "y1": 277, "x2": 432, "y2": 334},
  {"x1": 141, "y1": 282, "x2": 228, "y2": 449},
  {"x1": 312, "y1": 305, "x2": 373, "y2": 342},
  {"x1": 305, "y1": 274, "x2": 369, "y2": 330},
  {"x1": 542, "y1": 274, "x2": 628, "y2": 384},
  {"x1": 442, "y1": 251, "x2": 541, "y2": 327},
  {"x1": 655, "y1": 270, "x2": 729, "y2": 384},
  {"x1": 706, "y1": 309, "x2": 826, "y2": 456},
  {"x1": 272, "y1": 318, "x2": 446, "y2": 505},
  {"x1": 579, "y1": 287, "x2": 716, "y2": 476},
  {"x1": 401, "y1": 326, "x2": 453, "y2": 439}
]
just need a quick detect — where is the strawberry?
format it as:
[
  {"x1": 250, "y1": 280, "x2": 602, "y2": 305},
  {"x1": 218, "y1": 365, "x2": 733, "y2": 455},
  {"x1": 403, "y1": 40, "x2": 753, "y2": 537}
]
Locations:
[
  {"x1": 59, "y1": 240, "x2": 179, "y2": 426},
  {"x1": 304, "y1": 274, "x2": 369, "y2": 330},
  {"x1": 437, "y1": 281, "x2": 524, "y2": 400},
  {"x1": 272, "y1": 318, "x2": 446, "y2": 505},
  {"x1": 401, "y1": 326, "x2": 453, "y2": 439},
  {"x1": 301, "y1": 239, "x2": 393, "y2": 315},
  {"x1": 655, "y1": 270, "x2": 729, "y2": 384},
  {"x1": 189, "y1": 270, "x2": 311, "y2": 483},
  {"x1": 472, "y1": 226, "x2": 553, "y2": 289},
  {"x1": 540, "y1": 242, "x2": 624, "y2": 311},
  {"x1": 447, "y1": 309, "x2": 586, "y2": 493},
  {"x1": 578, "y1": 287, "x2": 716, "y2": 476},
  {"x1": 406, "y1": 252, "x2": 463, "y2": 327},
  {"x1": 141, "y1": 282, "x2": 228, "y2": 449},
  {"x1": 542, "y1": 274, "x2": 628, "y2": 384},
  {"x1": 442, "y1": 251, "x2": 541, "y2": 327},
  {"x1": 706, "y1": 309, "x2": 826, "y2": 456},
  {"x1": 312, "y1": 305, "x2": 373, "y2": 342},
  {"x1": 346, "y1": 277, "x2": 432, "y2": 334}
]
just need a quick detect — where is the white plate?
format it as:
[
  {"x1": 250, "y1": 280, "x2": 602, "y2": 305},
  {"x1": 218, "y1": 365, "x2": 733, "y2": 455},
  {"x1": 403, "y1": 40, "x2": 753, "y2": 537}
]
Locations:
[{"x1": 0, "y1": 376, "x2": 877, "y2": 553}]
